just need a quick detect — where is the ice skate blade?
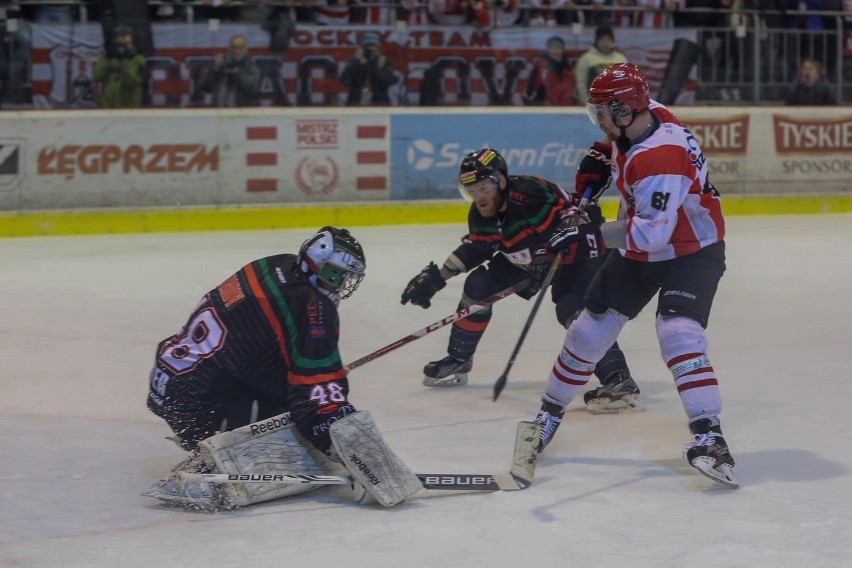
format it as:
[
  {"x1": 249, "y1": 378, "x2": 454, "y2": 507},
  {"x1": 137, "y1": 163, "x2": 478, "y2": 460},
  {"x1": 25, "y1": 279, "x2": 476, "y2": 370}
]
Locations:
[
  {"x1": 585, "y1": 394, "x2": 642, "y2": 414},
  {"x1": 690, "y1": 456, "x2": 739, "y2": 488},
  {"x1": 423, "y1": 372, "x2": 469, "y2": 387}
]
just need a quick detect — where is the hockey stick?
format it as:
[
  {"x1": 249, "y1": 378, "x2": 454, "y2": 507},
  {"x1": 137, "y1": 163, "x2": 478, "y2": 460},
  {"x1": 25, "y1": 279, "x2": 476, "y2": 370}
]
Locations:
[
  {"x1": 184, "y1": 422, "x2": 540, "y2": 492},
  {"x1": 187, "y1": 472, "x2": 517, "y2": 491},
  {"x1": 492, "y1": 187, "x2": 594, "y2": 402},
  {"x1": 345, "y1": 281, "x2": 528, "y2": 372}
]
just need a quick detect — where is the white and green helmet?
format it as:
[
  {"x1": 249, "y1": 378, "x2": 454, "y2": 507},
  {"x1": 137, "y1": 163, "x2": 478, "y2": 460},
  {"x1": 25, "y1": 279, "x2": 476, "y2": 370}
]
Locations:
[{"x1": 298, "y1": 226, "x2": 366, "y2": 304}]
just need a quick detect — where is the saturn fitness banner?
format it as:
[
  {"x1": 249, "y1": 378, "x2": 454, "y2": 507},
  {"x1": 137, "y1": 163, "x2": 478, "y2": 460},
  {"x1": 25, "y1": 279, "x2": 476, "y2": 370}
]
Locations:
[{"x1": 30, "y1": 23, "x2": 696, "y2": 109}]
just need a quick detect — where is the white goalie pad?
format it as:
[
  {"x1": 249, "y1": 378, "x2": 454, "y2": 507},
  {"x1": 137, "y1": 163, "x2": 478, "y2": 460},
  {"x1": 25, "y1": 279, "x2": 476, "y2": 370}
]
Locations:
[
  {"x1": 330, "y1": 410, "x2": 423, "y2": 507},
  {"x1": 196, "y1": 412, "x2": 346, "y2": 508}
]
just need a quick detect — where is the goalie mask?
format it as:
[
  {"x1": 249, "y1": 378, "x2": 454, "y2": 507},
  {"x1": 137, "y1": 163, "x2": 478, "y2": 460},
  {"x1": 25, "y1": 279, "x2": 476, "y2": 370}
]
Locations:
[
  {"x1": 457, "y1": 148, "x2": 508, "y2": 201},
  {"x1": 298, "y1": 227, "x2": 366, "y2": 305}
]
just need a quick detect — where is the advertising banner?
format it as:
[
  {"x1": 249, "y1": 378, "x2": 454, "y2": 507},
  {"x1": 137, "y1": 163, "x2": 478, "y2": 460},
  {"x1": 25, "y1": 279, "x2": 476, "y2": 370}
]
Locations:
[
  {"x1": 1, "y1": 106, "x2": 849, "y2": 212},
  {"x1": 0, "y1": 110, "x2": 390, "y2": 210},
  {"x1": 390, "y1": 110, "x2": 601, "y2": 199}
]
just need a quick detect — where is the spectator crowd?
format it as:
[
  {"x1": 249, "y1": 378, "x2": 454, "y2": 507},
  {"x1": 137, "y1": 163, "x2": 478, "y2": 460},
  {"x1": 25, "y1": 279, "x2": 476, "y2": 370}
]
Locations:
[{"x1": 1, "y1": 1, "x2": 849, "y2": 108}]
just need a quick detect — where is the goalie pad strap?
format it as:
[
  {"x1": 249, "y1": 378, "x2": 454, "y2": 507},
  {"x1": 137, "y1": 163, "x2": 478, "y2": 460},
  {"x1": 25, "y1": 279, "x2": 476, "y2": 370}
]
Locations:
[{"x1": 330, "y1": 410, "x2": 423, "y2": 507}]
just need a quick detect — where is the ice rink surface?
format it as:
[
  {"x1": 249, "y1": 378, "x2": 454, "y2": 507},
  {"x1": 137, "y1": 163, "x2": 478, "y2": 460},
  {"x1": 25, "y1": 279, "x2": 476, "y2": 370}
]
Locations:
[{"x1": 2, "y1": 215, "x2": 851, "y2": 568}]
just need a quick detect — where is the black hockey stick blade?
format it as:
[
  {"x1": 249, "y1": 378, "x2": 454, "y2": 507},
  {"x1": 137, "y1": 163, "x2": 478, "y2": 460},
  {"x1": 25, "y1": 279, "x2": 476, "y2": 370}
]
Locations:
[{"x1": 417, "y1": 473, "x2": 520, "y2": 491}]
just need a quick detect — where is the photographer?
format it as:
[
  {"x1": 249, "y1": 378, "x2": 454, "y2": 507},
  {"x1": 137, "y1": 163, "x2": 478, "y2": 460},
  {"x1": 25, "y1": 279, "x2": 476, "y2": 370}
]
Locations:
[
  {"x1": 340, "y1": 32, "x2": 398, "y2": 106},
  {"x1": 93, "y1": 25, "x2": 147, "y2": 109},
  {"x1": 198, "y1": 34, "x2": 260, "y2": 107}
]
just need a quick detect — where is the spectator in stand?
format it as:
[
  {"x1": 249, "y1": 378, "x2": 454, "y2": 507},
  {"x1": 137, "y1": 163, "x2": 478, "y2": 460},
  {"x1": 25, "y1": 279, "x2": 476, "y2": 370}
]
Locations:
[
  {"x1": 313, "y1": 0, "x2": 352, "y2": 24},
  {"x1": 198, "y1": 34, "x2": 260, "y2": 107},
  {"x1": 573, "y1": 25, "x2": 628, "y2": 104},
  {"x1": 340, "y1": 32, "x2": 398, "y2": 106},
  {"x1": 424, "y1": 0, "x2": 475, "y2": 25},
  {"x1": 470, "y1": 0, "x2": 521, "y2": 29},
  {"x1": 671, "y1": 1, "x2": 735, "y2": 84},
  {"x1": 195, "y1": 0, "x2": 240, "y2": 21},
  {"x1": 611, "y1": 0, "x2": 679, "y2": 28},
  {"x1": 0, "y1": 1, "x2": 31, "y2": 105},
  {"x1": 398, "y1": 0, "x2": 429, "y2": 23},
  {"x1": 785, "y1": 57, "x2": 837, "y2": 105},
  {"x1": 30, "y1": 3, "x2": 74, "y2": 24},
  {"x1": 151, "y1": 1, "x2": 188, "y2": 22},
  {"x1": 261, "y1": 0, "x2": 316, "y2": 26},
  {"x1": 93, "y1": 25, "x2": 147, "y2": 109},
  {"x1": 524, "y1": 35, "x2": 574, "y2": 106},
  {"x1": 555, "y1": 1, "x2": 613, "y2": 26},
  {"x1": 351, "y1": 0, "x2": 393, "y2": 24},
  {"x1": 527, "y1": 0, "x2": 570, "y2": 26}
]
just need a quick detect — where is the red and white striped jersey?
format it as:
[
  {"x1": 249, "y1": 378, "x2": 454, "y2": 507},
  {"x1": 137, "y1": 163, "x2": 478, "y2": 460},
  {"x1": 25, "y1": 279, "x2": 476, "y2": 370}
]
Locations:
[{"x1": 611, "y1": 99, "x2": 725, "y2": 262}]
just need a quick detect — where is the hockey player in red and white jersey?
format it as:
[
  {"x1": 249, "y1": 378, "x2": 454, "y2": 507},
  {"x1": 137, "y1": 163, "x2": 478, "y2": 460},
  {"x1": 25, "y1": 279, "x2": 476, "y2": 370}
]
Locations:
[{"x1": 528, "y1": 63, "x2": 737, "y2": 488}]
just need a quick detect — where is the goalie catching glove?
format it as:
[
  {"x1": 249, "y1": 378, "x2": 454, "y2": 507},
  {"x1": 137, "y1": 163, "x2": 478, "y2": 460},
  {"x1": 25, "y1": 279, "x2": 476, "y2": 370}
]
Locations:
[
  {"x1": 575, "y1": 141, "x2": 613, "y2": 201},
  {"x1": 401, "y1": 261, "x2": 446, "y2": 309}
]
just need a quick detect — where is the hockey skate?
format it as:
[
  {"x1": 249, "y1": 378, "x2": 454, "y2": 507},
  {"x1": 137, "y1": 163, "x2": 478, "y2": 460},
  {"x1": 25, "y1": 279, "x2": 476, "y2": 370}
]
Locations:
[
  {"x1": 532, "y1": 399, "x2": 565, "y2": 454},
  {"x1": 422, "y1": 355, "x2": 473, "y2": 387},
  {"x1": 583, "y1": 372, "x2": 641, "y2": 414},
  {"x1": 684, "y1": 415, "x2": 738, "y2": 489}
]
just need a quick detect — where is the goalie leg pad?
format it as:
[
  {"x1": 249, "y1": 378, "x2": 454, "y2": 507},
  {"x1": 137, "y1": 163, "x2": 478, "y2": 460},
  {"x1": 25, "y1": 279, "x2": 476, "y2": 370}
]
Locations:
[
  {"x1": 197, "y1": 412, "x2": 345, "y2": 508},
  {"x1": 330, "y1": 410, "x2": 424, "y2": 507}
]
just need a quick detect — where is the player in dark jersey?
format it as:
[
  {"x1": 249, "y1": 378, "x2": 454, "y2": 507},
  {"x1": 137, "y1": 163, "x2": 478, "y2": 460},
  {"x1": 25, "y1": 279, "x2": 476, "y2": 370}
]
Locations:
[
  {"x1": 147, "y1": 226, "x2": 365, "y2": 455},
  {"x1": 400, "y1": 148, "x2": 640, "y2": 414}
]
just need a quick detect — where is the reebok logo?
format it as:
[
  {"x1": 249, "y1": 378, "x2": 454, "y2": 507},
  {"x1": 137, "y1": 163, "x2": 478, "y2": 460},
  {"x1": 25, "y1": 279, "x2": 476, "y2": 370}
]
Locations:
[
  {"x1": 348, "y1": 453, "x2": 381, "y2": 485},
  {"x1": 249, "y1": 414, "x2": 292, "y2": 435}
]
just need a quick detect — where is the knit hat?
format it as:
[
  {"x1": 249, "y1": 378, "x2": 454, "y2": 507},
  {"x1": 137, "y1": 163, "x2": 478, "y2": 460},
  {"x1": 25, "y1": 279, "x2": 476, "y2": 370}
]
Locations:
[
  {"x1": 360, "y1": 33, "x2": 380, "y2": 48},
  {"x1": 595, "y1": 25, "x2": 615, "y2": 43},
  {"x1": 546, "y1": 35, "x2": 565, "y2": 48}
]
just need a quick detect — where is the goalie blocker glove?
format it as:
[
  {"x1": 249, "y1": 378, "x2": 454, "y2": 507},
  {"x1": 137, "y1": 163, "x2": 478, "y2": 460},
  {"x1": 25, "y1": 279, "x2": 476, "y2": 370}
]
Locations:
[
  {"x1": 575, "y1": 141, "x2": 613, "y2": 201},
  {"x1": 401, "y1": 261, "x2": 446, "y2": 309}
]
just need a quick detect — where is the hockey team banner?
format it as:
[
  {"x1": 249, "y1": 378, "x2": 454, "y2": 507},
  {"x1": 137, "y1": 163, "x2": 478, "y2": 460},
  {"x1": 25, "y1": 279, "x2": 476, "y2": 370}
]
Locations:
[{"x1": 30, "y1": 23, "x2": 696, "y2": 109}]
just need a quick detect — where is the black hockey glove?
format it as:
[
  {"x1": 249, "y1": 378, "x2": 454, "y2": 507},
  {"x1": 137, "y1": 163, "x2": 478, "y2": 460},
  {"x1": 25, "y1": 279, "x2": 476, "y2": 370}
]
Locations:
[
  {"x1": 575, "y1": 141, "x2": 613, "y2": 201},
  {"x1": 519, "y1": 247, "x2": 552, "y2": 300},
  {"x1": 401, "y1": 261, "x2": 446, "y2": 309},
  {"x1": 549, "y1": 203, "x2": 605, "y2": 253}
]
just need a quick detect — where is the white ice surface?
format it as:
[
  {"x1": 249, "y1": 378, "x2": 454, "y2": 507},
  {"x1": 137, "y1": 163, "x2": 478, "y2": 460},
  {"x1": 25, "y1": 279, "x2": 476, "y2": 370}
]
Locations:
[{"x1": 1, "y1": 215, "x2": 851, "y2": 567}]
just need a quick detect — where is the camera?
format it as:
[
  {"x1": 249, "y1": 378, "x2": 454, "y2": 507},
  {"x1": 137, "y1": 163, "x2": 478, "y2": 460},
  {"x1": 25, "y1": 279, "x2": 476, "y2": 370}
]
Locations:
[{"x1": 108, "y1": 43, "x2": 135, "y2": 60}]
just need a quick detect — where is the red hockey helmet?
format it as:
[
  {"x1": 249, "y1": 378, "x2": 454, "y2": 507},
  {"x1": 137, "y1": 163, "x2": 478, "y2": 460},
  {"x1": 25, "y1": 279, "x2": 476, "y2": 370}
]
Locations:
[{"x1": 587, "y1": 63, "x2": 650, "y2": 124}]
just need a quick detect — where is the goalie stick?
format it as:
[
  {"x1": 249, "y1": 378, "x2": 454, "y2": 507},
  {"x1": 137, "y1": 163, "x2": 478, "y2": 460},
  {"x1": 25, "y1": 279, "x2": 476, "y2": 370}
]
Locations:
[
  {"x1": 183, "y1": 422, "x2": 541, "y2": 493},
  {"x1": 493, "y1": 187, "x2": 594, "y2": 402},
  {"x1": 187, "y1": 472, "x2": 519, "y2": 491},
  {"x1": 345, "y1": 280, "x2": 529, "y2": 372}
]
